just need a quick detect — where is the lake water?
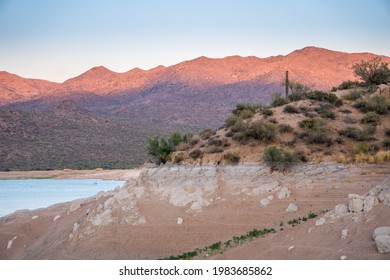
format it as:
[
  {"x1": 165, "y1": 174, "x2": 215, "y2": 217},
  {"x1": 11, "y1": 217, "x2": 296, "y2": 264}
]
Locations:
[{"x1": 0, "y1": 179, "x2": 125, "y2": 217}]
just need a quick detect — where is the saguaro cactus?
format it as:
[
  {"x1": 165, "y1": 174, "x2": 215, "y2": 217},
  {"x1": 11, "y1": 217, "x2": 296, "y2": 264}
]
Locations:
[{"x1": 285, "y1": 70, "x2": 289, "y2": 98}]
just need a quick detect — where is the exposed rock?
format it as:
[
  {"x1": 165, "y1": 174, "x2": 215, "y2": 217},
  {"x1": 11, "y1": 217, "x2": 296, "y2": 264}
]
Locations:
[
  {"x1": 177, "y1": 217, "x2": 183, "y2": 225},
  {"x1": 363, "y1": 196, "x2": 376, "y2": 212},
  {"x1": 260, "y1": 198, "x2": 270, "y2": 207},
  {"x1": 378, "y1": 186, "x2": 390, "y2": 206},
  {"x1": 369, "y1": 185, "x2": 382, "y2": 197},
  {"x1": 348, "y1": 194, "x2": 364, "y2": 212},
  {"x1": 53, "y1": 215, "x2": 61, "y2": 222},
  {"x1": 334, "y1": 204, "x2": 348, "y2": 215},
  {"x1": 69, "y1": 201, "x2": 81, "y2": 213},
  {"x1": 375, "y1": 235, "x2": 390, "y2": 253},
  {"x1": 286, "y1": 203, "x2": 298, "y2": 213},
  {"x1": 31, "y1": 215, "x2": 38, "y2": 220},
  {"x1": 340, "y1": 255, "x2": 347, "y2": 260},
  {"x1": 73, "y1": 223, "x2": 79, "y2": 232},
  {"x1": 267, "y1": 195, "x2": 274, "y2": 201},
  {"x1": 7, "y1": 236, "x2": 17, "y2": 250},
  {"x1": 288, "y1": 246, "x2": 295, "y2": 251},
  {"x1": 341, "y1": 229, "x2": 348, "y2": 239},
  {"x1": 373, "y1": 227, "x2": 390, "y2": 240},
  {"x1": 315, "y1": 218, "x2": 325, "y2": 226},
  {"x1": 278, "y1": 187, "x2": 291, "y2": 199}
]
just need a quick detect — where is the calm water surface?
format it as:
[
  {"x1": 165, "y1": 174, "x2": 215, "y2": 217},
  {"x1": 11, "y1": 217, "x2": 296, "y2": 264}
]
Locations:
[{"x1": 0, "y1": 179, "x2": 125, "y2": 217}]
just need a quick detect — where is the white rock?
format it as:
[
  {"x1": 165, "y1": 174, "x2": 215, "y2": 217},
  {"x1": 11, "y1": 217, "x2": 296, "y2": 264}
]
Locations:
[
  {"x1": 177, "y1": 217, "x2": 183, "y2": 225},
  {"x1": 369, "y1": 185, "x2": 382, "y2": 197},
  {"x1": 348, "y1": 194, "x2": 364, "y2": 212},
  {"x1": 103, "y1": 197, "x2": 116, "y2": 210},
  {"x1": 372, "y1": 227, "x2": 390, "y2": 240},
  {"x1": 341, "y1": 229, "x2": 348, "y2": 239},
  {"x1": 267, "y1": 195, "x2": 274, "y2": 201},
  {"x1": 288, "y1": 246, "x2": 295, "y2": 251},
  {"x1": 340, "y1": 255, "x2": 347, "y2": 260},
  {"x1": 334, "y1": 204, "x2": 348, "y2": 215},
  {"x1": 69, "y1": 201, "x2": 81, "y2": 212},
  {"x1": 31, "y1": 215, "x2": 38, "y2": 220},
  {"x1": 286, "y1": 203, "x2": 298, "y2": 213},
  {"x1": 7, "y1": 236, "x2": 17, "y2": 250},
  {"x1": 73, "y1": 223, "x2": 79, "y2": 232},
  {"x1": 375, "y1": 235, "x2": 390, "y2": 253},
  {"x1": 260, "y1": 198, "x2": 270, "y2": 206},
  {"x1": 278, "y1": 187, "x2": 291, "y2": 199},
  {"x1": 363, "y1": 196, "x2": 376, "y2": 212},
  {"x1": 315, "y1": 218, "x2": 325, "y2": 226},
  {"x1": 53, "y1": 215, "x2": 61, "y2": 222}
]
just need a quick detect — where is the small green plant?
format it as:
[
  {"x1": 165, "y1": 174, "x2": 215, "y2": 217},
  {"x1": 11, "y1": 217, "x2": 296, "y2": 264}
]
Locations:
[
  {"x1": 353, "y1": 96, "x2": 390, "y2": 114},
  {"x1": 199, "y1": 129, "x2": 213, "y2": 140},
  {"x1": 361, "y1": 112, "x2": 380, "y2": 126},
  {"x1": 352, "y1": 57, "x2": 390, "y2": 85},
  {"x1": 263, "y1": 146, "x2": 299, "y2": 172},
  {"x1": 232, "y1": 103, "x2": 263, "y2": 117},
  {"x1": 356, "y1": 143, "x2": 369, "y2": 154},
  {"x1": 262, "y1": 107, "x2": 274, "y2": 116},
  {"x1": 304, "y1": 91, "x2": 339, "y2": 104},
  {"x1": 344, "y1": 89, "x2": 362, "y2": 101},
  {"x1": 278, "y1": 124, "x2": 293, "y2": 133},
  {"x1": 337, "y1": 80, "x2": 361, "y2": 90},
  {"x1": 339, "y1": 126, "x2": 373, "y2": 141},
  {"x1": 189, "y1": 149, "x2": 202, "y2": 159},
  {"x1": 223, "y1": 152, "x2": 241, "y2": 164},
  {"x1": 299, "y1": 118, "x2": 317, "y2": 130},
  {"x1": 271, "y1": 93, "x2": 288, "y2": 107},
  {"x1": 383, "y1": 138, "x2": 390, "y2": 149},
  {"x1": 283, "y1": 105, "x2": 300, "y2": 114}
]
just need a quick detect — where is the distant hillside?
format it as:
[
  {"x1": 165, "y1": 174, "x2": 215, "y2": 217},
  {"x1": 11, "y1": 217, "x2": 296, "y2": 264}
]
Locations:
[{"x1": 0, "y1": 100, "x2": 167, "y2": 171}]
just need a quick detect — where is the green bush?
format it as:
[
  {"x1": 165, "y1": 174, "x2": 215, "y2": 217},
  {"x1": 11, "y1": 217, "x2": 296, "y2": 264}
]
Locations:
[
  {"x1": 353, "y1": 58, "x2": 390, "y2": 85},
  {"x1": 353, "y1": 96, "x2": 390, "y2": 114},
  {"x1": 225, "y1": 114, "x2": 239, "y2": 127},
  {"x1": 189, "y1": 149, "x2": 202, "y2": 159},
  {"x1": 278, "y1": 124, "x2": 294, "y2": 133},
  {"x1": 337, "y1": 80, "x2": 361, "y2": 90},
  {"x1": 315, "y1": 104, "x2": 336, "y2": 119},
  {"x1": 361, "y1": 112, "x2": 380, "y2": 126},
  {"x1": 344, "y1": 89, "x2": 362, "y2": 101},
  {"x1": 206, "y1": 147, "x2": 224, "y2": 154},
  {"x1": 232, "y1": 103, "x2": 263, "y2": 118},
  {"x1": 356, "y1": 143, "x2": 369, "y2": 154},
  {"x1": 223, "y1": 152, "x2": 241, "y2": 164},
  {"x1": 299, "y1": 118, "x2": 317, "y2": 130},
  {"x1": 199, "y1": 129, "x2": 213, "y2": 140},
  {"x1": 263, "y1": 146, "x2": 299, "y2": 172},
  {"x1": 383, "y1": 138, "x2": 390, "y2": 149},
  {"x1": 283, "y1": 105, "x2": 300, "y2": 114},
  {"x1": 246, "y1": 121, "x2": 276, "y2": 142},
  {"x1": 339, "y1": 126, "x2": 373, "y2": 141},
  {"x1": 304, "y1": 91, "x2": 339, "y2": 104},
  {"x1": 207, "y1": 138, "x2": 223, "y2": 147},
  {"x1": 146, "y1": 132, "x2": 192, "y2": 164},
  {"x1": 271, "y1": 93, "x2": 288, "y2": 107},
  {"x1": 385, "y1": 128, "x2": 390, "y2": 137},
  {"x1": 262, "y1": 107, "x2": 274, "y2": 116}
]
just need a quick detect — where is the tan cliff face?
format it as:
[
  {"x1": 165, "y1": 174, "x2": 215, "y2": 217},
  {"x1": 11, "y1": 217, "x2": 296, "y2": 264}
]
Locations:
[{"x1": 1, "y1": 46, "x2": 389, "y2": 105}]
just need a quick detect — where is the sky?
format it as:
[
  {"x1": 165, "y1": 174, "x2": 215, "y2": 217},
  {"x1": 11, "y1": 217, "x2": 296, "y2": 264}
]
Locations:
[{"x1": 0, "y1": 0, "x2": 389, "y2": 82}]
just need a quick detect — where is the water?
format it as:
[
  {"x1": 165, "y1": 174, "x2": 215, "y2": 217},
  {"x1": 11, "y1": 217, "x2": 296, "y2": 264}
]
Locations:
[{"x1": 0, "y1": 179, "x2": 125, "y2": 217}]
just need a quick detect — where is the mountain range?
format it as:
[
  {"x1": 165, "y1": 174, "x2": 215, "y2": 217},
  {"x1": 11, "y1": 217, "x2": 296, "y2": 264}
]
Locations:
[{"x1": 1, "y1": 46, "x2": 390, "y2": 170}]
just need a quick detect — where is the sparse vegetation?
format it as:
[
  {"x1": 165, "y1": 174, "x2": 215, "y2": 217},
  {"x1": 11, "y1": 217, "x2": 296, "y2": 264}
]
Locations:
[
  {"x1": 223, "y1": 152, "x2": 241, "y2": 164},
  {"x1": 361, "y1": 112, "x2": 380, "y2": 126},
  {"x1": 146, "y1": 132, "x2": 193, "y2": 164},
  {"x1": 353, "y1": 96, "x2": 390, "y2": 114},
  {"x1": 263, "y1": 146, "x2": 299, "y2": 172},
  {"x1": 271, "y1": 93, "x2": 288, "y2": 107},
  {"x1": 336, "y1": 80, "x2": 361, "y2": 91},
  {"x1": 344, "y1": 89, "x2": 362, "y2": 101},
  {"x1": 199, "y1": 129, "x2": 214, "y2": 140},
  {"x1": 189, "y1": 149, "x2": 202, "y2": 159},
  {"x1": 339, "y1": 126, "x2": 373, "y2": 142},
  {"x1": 278, "y1": 124, "x2": 294, "y2": 133},
  {"x1": 283, "y1": 105, "x2": 300, "y2": 114}
]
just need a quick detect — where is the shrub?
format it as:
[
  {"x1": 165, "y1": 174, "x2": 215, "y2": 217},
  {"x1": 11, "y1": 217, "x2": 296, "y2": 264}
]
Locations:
[
  {"x1": 206, "y1": 147, "x2": 224, "y2": 154},
  {"x1": 246, "y1": 121, "x2": 276, "y2": 142},
  {"x1": 199, "y1": 129, "x2": 213, "y2": 140},
  {"x1": 315, "y1": 104, "x2": 336, "y2": 119},
  {"x1": 304, "y1": 91, "x2": 339, "y2": 104},
  {"x1": 288, "y1": 92, "x2": 305, "y2": 102},
  {"x1": 146, "y1": 132, "x2": 192, "y2": 164},
  {"x1": 278, "y1": 124, "x2": 293, "y2": 133},
  {"x1": 299, "y1": 118, "x2": 317, "y2": 130},
  {"x1": 361, "y1": 112, "x2": 380, "y2": 126},
  {"x1": 339, "y1": 126, "x2": 373, "y2": 141},
  {"x1": 352, "y1": 58, "x2": 390, "y2": 85},
  {"x1": 172, "y1": 153, "x2": 185, "y2": 164},
  {"x1": 374, "y1": 151, "x2": 390, "y2": 162},
  {"x1": 263, "y1": 146, "x2": 299, "y2": 172},
  {"x1": 232, "y1": 132, "x2": 246, "y2": 143},
  {"x1": 262, "y1": 107, "x2": 274, "y2": 116},
  {"x1": 271, "y1": 93, "x2": 288, "y2": 107},
  {"x1": 344, "y1": 89, "x2": 362, "y2": 101},
  {"x1": 353, "y1": 96, "x2": 390, "y2": 114},
  {"x1": 356, "y1": 143, "x2": 369, "y2": 154},
  {"x1": 189, "y1": 149, "x2": 202, "y2": 159},
  {"x1": 232, "y1": 103, "x2": 263, "y2": 117},
  {"x1": 207, "y1": 138, "x2": 223, "y2": 147},
  {"x1": 225, "y1": 114, "x2": 239, "y2": 127},
  {"x1": 225, "y1": 131, "x2": 234, "y2": 138},
  {"x1": 385, "y1": 128, "x2": 390, "y2": 137},
  {"x1": 337, "y1": 80, "x2": 361, "y2": 90},
  {"x1": 223, "y1": 152, "x2": 241, "y2": 165},
  {"x1": 283, "y1": 105, "x2": 300, "y2": 114},
  {"x1": 336, "y1": 154, "x2": 347, "y2": 164},
  {"x1": 383, "y1": 138, "x2": 390, "y2": 149}
]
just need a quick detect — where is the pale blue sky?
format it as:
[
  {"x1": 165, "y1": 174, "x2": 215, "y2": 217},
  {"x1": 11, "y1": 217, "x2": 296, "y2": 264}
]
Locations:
[{"x1": 0, "y1": 0, "x2": 389, "y2": 82}]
